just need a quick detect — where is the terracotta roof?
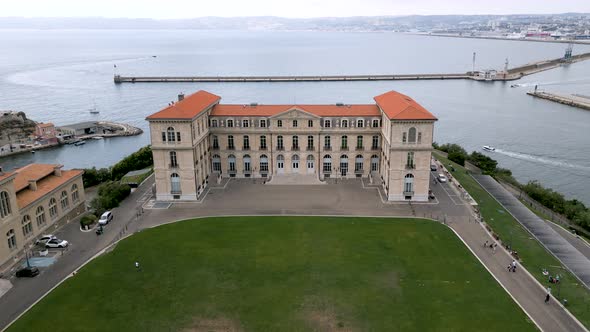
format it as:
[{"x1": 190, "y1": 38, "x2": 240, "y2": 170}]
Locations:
[
  {"x1": 17, "y1": 169, "x2": 82, "y2": 209},
  {"x1": 211, "y1": 104, "x2": 380, "y2": 117},
  {"x1": 374, "y1": 91, "x2": 437, "y2": 121},
  {"x1": 0, "y1": 171, "x2": 15, "y2": 183},
  {"x1": 37, "y1": 123, "x2": 54, "y2": 128},
  {"x1": 13, "y1": 164, "x2": 58, "y2": 192},
  {"x1": 146, "y1": 90, "x2": 221, "y2": 120}
]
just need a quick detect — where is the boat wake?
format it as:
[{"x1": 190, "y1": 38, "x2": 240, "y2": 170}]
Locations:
[{"x1": 495, "y1": 149, "x2": 590, "y2": 171}]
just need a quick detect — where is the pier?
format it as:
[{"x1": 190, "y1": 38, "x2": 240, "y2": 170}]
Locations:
[
  {"x1": 113, "y1": 52, "x2": 590, "y2": 84},
  {"x1": 527, "y1": 91, "x2": 590, "y2": 111}
]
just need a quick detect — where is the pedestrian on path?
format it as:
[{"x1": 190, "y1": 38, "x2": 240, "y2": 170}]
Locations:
[
  {"x1": 484, "y1": 240, "x2": 488, "y2": 248},
  {"x1": 493, "y1": 243, "x2": 497, "y2": 254},
  {"x1": 545, "y1": 287, "x2": 551, "y2": 303},
  {"x1": 512, "y1": 260, "x2": 517, "y2": 273}
]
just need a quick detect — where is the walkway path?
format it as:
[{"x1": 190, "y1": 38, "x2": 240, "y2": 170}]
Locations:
[{"x1": 473, "y1": 174, "x2": 590, "y2": 289}]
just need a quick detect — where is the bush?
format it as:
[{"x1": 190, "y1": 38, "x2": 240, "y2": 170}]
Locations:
[
  {"x1": 83, "y1": 167, "x2": 112, "y2": 187},
  {"x1": 469, "y1": 151, "x2": 498, "y2": 174},
  {"x1": 111, "y1": 146, "x2": 153, "y2": 181},
  {"x1": 80, "y1": 214, "x2": 97, "y2": 227},
  {"x1": 95, "y1": 181, "x2": 132, "y2": 210}
]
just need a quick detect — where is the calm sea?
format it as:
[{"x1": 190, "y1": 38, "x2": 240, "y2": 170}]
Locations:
[{"x1": 0, "y1": 30, "x2": 589, "y2": 204}]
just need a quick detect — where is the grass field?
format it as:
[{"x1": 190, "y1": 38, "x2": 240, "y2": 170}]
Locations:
[
  {"x1": 434, "y1": 152, "x2": 590, "y2": 329},
  {"x1": 9, "y1": 217, "x2": 535, "y2": 332}
]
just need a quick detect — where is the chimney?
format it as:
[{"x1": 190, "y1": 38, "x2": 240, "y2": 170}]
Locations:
[
  {"x1": 178, "y1": 93, "x2": 184, "y2": 101},
  {"x1": 28, "y1": 180, "x2": 37, "y2": 191},
  {"x1": 54, "y1": 165, "x2": 63, "y2": 177}
]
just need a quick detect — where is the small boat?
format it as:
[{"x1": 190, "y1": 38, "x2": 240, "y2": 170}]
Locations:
[
  {"x1": 74, "y1": 140, "x2": 86, "y2": 146},
  {"x1": 31, "y1": 150, "x2": 35, "y2": 154},
  {"x1": 92, "y1": 136, "x2": 103, "y2": 140},
  {"x1": 482, "y1": 145, "x2": 496, "y2": 152},
  {"x1": 89, "y1": 110, "x2": 100, "y2": 114}
]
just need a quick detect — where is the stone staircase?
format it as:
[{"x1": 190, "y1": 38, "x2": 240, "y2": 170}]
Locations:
[{"x1": 265, "y1": 173, "x2": 325, "y2": 185}]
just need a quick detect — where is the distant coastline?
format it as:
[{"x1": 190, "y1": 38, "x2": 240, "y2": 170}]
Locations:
[{"x1": 412, "y1": 33, "x2": 590, "y2": 45}]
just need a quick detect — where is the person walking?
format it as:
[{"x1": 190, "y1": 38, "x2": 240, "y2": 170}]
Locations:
[
  {"x1": 484, "y1": 240, "x2": 488, "y2": 248},
  {"x1": 493, "y1": 243, "x2": 497, "y2": 254},
  {"x1": 545, "y1": 287, "x2": 551, "y2": 303},
  {"x1": 512, "y1": 260, "x2": 517, "y2": 273}
]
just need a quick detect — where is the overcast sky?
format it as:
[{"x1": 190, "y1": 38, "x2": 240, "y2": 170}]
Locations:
[{"x1": 3, "y1": 0, "x2": 590, "y2": 19}]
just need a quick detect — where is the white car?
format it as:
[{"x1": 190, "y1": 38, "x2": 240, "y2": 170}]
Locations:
[
  {"x1": 45, "y1": 238, "x2": 69, "y2": 248},
  {"x1": 99, "y1": 211, "x2": 113, "y2": 225},
  {"x1": 437, "y1": 174, "x2": 448, "y2": 183},
  {"x1": 35, "y1": 234, "x2": 56, "y2": 245}
]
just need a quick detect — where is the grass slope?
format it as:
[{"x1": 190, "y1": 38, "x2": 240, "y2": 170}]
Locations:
[
  {"x1": 9, "y1": 217, "x2": 534, "y2": 332},
  {"x1": 434, "y1": 152, "x2": 590, "y2": 328}
]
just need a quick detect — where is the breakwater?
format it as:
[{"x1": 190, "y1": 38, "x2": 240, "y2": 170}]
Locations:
[
  {"x1": 114, "y1": 52, "x2": 590, "y2": 84},
  {"x1": 527, "y1": 91, "x2": 590, "y2": 111}
]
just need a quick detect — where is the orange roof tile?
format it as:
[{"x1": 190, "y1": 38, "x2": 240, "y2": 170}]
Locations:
[
  {"x1": 146, "y1": 90, "x2": 220, "y2": 120},
  {"x1": 374, "y1": 91, "x2": 437, "y2": 121},
  {"x1": 211, "y1": 104, "x2": 380, "y2": 117},
  {"x1": 13, "y1": 164, "x2": 58, "y2": 192},
  {"x1": 17, "y1": 169, "x2": 82, "y2": 209},
  {"x1": 0, "y1": 171, "x2": 15, "y2": 183}
]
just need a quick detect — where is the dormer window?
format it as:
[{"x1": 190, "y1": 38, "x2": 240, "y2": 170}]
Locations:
[
  {"x1": 211, "y1": 119, "x2": 218, "y2": 127},
  {"x1": 260, "y1": 119, "x2": 267, "y2": 128},
  {"x1": 324, "y1": 119, "x2": 331, "y2": 128},
  {"x1": 242, "y1": 119, "x2": 249, "y2": 128},
  {"x1": 342, "y1": 119, "x2": 348, "y2": 128},
  {"x1": 357, "y1": 119, "x2": 364, "y2": 128},
  {"x1": 227, "y1": 119, "x2": 234, "y2": 128},
  {"x1": 372, "y1": 119, "x2": 379, "y2": 128}
]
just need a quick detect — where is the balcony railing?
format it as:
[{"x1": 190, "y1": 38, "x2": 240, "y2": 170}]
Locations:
[
  {"x1": 169, "y1": 163, "x2": 179, "y2": 168},
  {"x1": 227, "y1": 146, "x2": 235, "y2": 150},
  {"x1": 307, "y1": 146, "x2": 314, "y2": 151},
  {"x1": 292, "y1": 146, "x2": 300, "y2": 151},
  {"x1": 405, "y1": 164, "x2": 415, "y2": 170},
  {"x1": 171, "y1": 190, "x2": 182, "y2": 194},
  {"x1": 371, "y1": 146, "x2": 380, "y2": 150},
  {"x1": 277, "y1": 146, "x2": 285, "y2": 151},
  {"x1": 243, "y1": 146, "x2": 250, "y2": 151},
  {"x1": 340, "y1": 146, "x2": 349, "y2": 151},
  {"x1": 403, "y1": 191, "x2": 414, "y2": 196},
  {"x1": 356, "y1": 146, "x2": 364, "y2": 151},
  {"x1": 324, "y1": 146, "x2": 332, "y2": 151},
  {"x1": 259, "y1": 146, "x2": 267, "y2": 150}
]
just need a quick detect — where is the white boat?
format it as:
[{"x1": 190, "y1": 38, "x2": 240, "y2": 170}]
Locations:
[
  {"x1": 74, "y1": 140, "x2": 86, "y2": 146},
  {"x1": 482, "y1": 145, "x2": 496, "y2": 152},
  {"x1": 92, "y1": 136, "x2": 103, "y2": 140}
]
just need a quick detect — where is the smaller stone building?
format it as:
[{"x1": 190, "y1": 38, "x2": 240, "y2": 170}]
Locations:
[{"x1": 0, "y1": 164, "x2": 85, "y2": 271}]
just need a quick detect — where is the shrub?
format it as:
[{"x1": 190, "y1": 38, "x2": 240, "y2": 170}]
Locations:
[
  {"x1": 448, "y1": 150, "x2": 466, "y2": 166},
  {"x1": 95, "y1": 181, "x2": 131, "y2": 210},
  {"x1": 82, "y1": 167, "x2": 112, "y2": 187},
  {"x1": 111, "y1": 146, "x2": 153, "y2": 181},
  {"x1": 469, "y1": 151, "x2": 498, "y2": 174},
  {"x1": 80, "y1": 214, "x2": 97, "y2": 227}
]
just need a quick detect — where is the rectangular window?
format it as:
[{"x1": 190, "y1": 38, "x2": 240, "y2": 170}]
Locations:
[
  {"x1": 229, "y1": 160, "x2": 236, "y2": 172},
  {"x1": 161, "y1": 132, "x2": 166, "y2": 141},
  {"x1": 372, "y1": 136, "x2": 379, "y2": 149},
  {"x1": 342, "y1": 120, "x2": 348, "y2": 128},
  {"x1": 212, "y1": 120, "x2": 218, "y2": 127},
  {"x1": 372, "y1": 119, "x2": 379, "y2": 128},
  {"x1": 402, "y1": 132, "x2": 407, "y2": 143},
  {"x1": 177, "y1": 132, "x2": 181, "y2": 142},
  {"x1": 357, "y1": 136, "x2": 363, "y2": 149},
  {"x1": 228, "y1": 135, "x2": 234, "y2": 149},
  {"x1": 324, "y1": 119, "x2": 331, "y2": 128},
  {"x1": 260, "y1": 135, "x2": 267, "y2": 149},
  {"x1": 292, "y1": 136, "x2": 299, "y2": 150},
  {"x1": 213, "y1": 135, "x2": 219, "y2": 149},
  {"x1": 308, "y1": 120, "x2": 313, "y2": 127},
  {"x1": 243, "y1": 136, "x2": 250, "y2": 150},
  {"x1": 293, "y1": 120, "x2": 298, "y2": 128},
  {"x1": 243, "y1": 119, "x2": 249, "y2": 128},
  {"x1": 341, "y1": 136, "x2": 347, "y2": 149},
  {"x1": 357, "y1": 119, "x2": 364, "y2": 128},
  {"x1": 227, "y1": 119, "x2": 234, "y2": 128},
  {"x1": 418, "y1": 132, "x2": 422, "y2": 144},
  {"x1": 260, "y1": 119, "x2": 266, "y2": 128},
  {"x1": 260, "y1": 161, "x2": 268, "y2": 172},
  {"x1": 406, "y1": 152, "x2": 415, "y2": 169},
  {"x1": 324, "y1": 136, "x2": 331, "y2": 149},
  {"x1": 307, "y1": 136, "x2": 314, "y2": 150},
  {"x1": 323, "y1": 160, "x2": 331, "y2": 172},
  {"x1": 277, "y1": 136, "x2": 284, "y2": 150},
  {"x1": 277, "y1": 120, "x2": 283, "y2": 127}
]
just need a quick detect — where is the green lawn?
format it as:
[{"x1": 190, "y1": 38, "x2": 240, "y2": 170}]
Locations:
[
  {"x1": 9, "y1": 217, "x2": 534, "y2": 332},
  {"x1": 434, "y1": 152, "x2": 590, "y2": 328}
]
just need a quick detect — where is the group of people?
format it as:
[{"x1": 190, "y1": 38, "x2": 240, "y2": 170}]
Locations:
[
  {"x1": 483, "y1": 240, "x2": 498, "y2": 254},
  {"x1": 508, "y1": 259, "x2": 517, "y2": 273}
]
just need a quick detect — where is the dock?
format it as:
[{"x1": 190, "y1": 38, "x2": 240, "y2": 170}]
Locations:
[
  {"x1": 527, "y1": 91, "x2": 590, "y2": 111},
  {"x1": 113, "y1": 52, "x2": 590, "y2": 84}
]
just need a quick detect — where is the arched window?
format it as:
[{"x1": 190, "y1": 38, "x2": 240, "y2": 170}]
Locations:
[
  {"x1": 0, "y1": 191, "x2": 11, "y2": 218},
  {"x1": 307, "y1": 155, "x2": 314, "y2": 169},
  {"x1": 408, "y1": 127, "x2": 417, "y2": 143},
  {"x1": 371, "y1": 155, "x2": 379, "y2": 172},
  {"x1": 342, "y1": 119, "x2": 348, "y2": 128},
  {"x1": 171, "y1": 173, "x2": 181, "y2": 193},
  {"x1": 292, "y1": 155, "x2": 299, "y2": 169},
  {"x1": 260, "y1": 155, "x2": 269, "y2": 172},
  {"x1": 404, "y1": 174, "x2": 414, "y2": 193},
  {"x1": 71, "y1": 184, "x2": 79, "y2": 203},
  {"x1": 228, "y1": 155, "x2": 236, "y2": 172},
  {"x1": 22, "y1": 215, "x2": 33, "y2": 238},
  {"x1": 61, "y1": 191, "x2": 69, "y2": 210},
  {"x1": 166, "y1": 127, "x2": 176, "y2": 142},
  {"x1": 36, "y1": 206, "x2": 46, "y2": 227},
  {"x1": 170, "y1": 151, "x2": 178, "y2": 167},
  {"x1": 277, "y1": 155, "x2": 285, "y2": 169},
  {"x1": 6, "y1": 229, "x2": 16, "y2": 250},
  {"x1": 212, "y1": 154, "x2": 221, "y2": 172},
  {"x1": 243, "y1": 155, "x2": 251, "y2": 172},
  {"x1": 323, "y1": 155, "x2": 332, "y2": 173},
  {"x1": 355, "y1": 155, "x2": 364, "y2": 172},
  {"x1": 340, "y1": 155, "x2": 348, "y2": 175},
  {"x1": 49, "y1": 198, "x2": 58, "y2": 219}
]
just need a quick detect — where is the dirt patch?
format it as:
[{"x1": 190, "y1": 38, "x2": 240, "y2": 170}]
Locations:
[
  {"x1": 300, "y1": 296, "x2": 355, "y2": 332},
  {"x1": 182, "y1": 317, "x2": 243, "y2": 332}
]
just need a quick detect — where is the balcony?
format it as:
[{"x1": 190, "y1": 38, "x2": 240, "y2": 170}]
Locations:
[
  {"x1": 405, "y1": 164, "x2": 416, "y2": 170},
  {"x1": 355, "y1": 169, "x2": 363, "y2": 174},
  {"x1": 171, "y1": 190, "x2": 182, "y2": 194},
  {"x1": 323, "y1": 146, "x2": 332, "y2": 151},
  {"x1": 243, "y1": 146, "x2": 250, "y2": 151},
  {"x1": 276, "y1": 146, "x2": 285, "y2": 151},
  {"x1": 227, "y1": 146, "x2": 235, "y2": 150},
  {"x1": 259, "y1": 146, "x2": 267, "y2": 150},
  {"x1": 306, "y1": 146, "x2": 314, "y2": 151},
  {"x1": 340, "y1": 146, "x2": 349, "y2": 151},
  {"x1": 169, "y1": 163, "x2": 179, "y2": 169},
  {"x1": 356, "y1": 146, "x2": 364, "y2": 151},
  {"x1": 371, "y1": 146, "x2": 380, "y2": 150},
  {"x1": 403, "y1": 191, "x2": 414, "y2": 196},
  {"x1": 212, "y1": 145, "x2": 220, "y2": 150},
  {"x1": 292, "y1": 146, "x2": 300, "y2": 151}
]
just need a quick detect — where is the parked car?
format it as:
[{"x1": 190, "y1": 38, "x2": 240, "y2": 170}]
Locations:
[
  {"x1": 35, "y1": 234, "x2": 56, "y2": 245},
  {"x1": 16, "y1": 266, "x2": 40, "y2": 278},
  {"x1": 45, "y1": 238, "x2": 69, "y2": 248},
  {"x1": 430, "y1": 164, "x2": 437, "y2": 171},
  {"x1": 99, "y1": 211, "x2": 113, "y2": 225},
  {"x1": 437, "y1": 174, "x2": 448, "y2": 183}
]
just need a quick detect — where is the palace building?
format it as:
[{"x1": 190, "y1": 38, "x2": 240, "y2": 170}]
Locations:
[{"x1": 146, "y1": 90, "x2": 437, "y2": 202}]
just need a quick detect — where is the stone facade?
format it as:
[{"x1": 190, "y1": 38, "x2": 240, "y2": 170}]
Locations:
[
  {"x1": 147, "y1": 90, "x2": 437, "y2": 203},
  {"x1": 0, "y1": 164, "x2": 85, "y2": 270}
]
